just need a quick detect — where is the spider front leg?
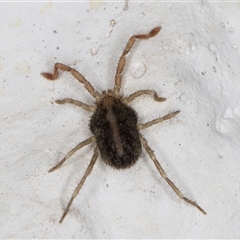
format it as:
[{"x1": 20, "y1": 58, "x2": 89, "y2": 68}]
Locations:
[
  {"x1": 113, "y1": 26, "x2": 161, "y2": 96},
  {"x1": 41, "y1": 63, "x2": 101, "y2": 101},
  {"x1": 139, "y1": 134, "x2": 206, "y2": 215}
]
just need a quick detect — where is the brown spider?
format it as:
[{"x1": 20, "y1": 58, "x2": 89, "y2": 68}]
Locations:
[{"x1": 42, "y1": 26, "x2": 206, "y2": 223}]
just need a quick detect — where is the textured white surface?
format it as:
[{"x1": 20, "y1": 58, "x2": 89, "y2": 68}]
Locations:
[{"x1": 1, "y1": 2, "x2": 240, "y2": 238}]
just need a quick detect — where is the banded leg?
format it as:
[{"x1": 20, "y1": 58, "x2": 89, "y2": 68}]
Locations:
[
  {"x1": 138, "y1": 111, "x2": 180, "y2": 130},
  {"x1": 113, "y1": 26, "x2": 161, "y2": 96},
  {"x1": 49, "y1": 136, "x2": 95, "y2": 172},
  {"x1": 41, "y1": 63, "x2": 101, "y2": 100},
  {"x1": 123, "y1": 89, "x2": 166, "y2": 104},
  {"x1": 59, "y1": 147, "x2": 99, "y2": 223},
  {"x1": 140, "y1": 134, "x2": 206, "y2": 215},
  {"x1": 55, "y1": 98, "x2": 96, "y2": 112}
]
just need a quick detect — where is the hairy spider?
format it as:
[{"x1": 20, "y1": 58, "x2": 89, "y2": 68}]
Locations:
[{"x1": 42, "y1": 26, "x2": 206, "y2": 223}]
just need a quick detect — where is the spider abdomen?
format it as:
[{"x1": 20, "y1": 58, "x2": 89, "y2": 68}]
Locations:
[{"x1": 90, "y1": 95, "x2": 142, "y2": 169}]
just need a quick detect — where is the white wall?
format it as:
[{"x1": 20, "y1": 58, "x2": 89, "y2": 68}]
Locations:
[{"x1": 1, "y1": 1, "x2": 240, "y2": 238}]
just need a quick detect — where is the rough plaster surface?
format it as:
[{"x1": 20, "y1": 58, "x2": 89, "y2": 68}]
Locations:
[{"x1": 1, "y1": 2, "x2": 240, "y2": 238}]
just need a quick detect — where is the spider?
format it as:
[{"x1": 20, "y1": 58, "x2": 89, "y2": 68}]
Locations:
[{"x1": 42, "y1": 26, "x2": 206, "y2": 223}]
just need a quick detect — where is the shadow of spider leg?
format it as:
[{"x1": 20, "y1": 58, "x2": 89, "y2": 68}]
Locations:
[
  {"x1": 138, "y1": 114, "x2": 206, "y2": 215},
  {"x1": 58, "y1": 147, "x2": 99, "y2": 223}
]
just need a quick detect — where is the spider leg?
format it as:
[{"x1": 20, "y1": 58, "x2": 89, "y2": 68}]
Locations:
[
  {"x1": 123, "y1": 89, "x2": 166, "y2": 104},
  {"x1": 59, "y1": 146, "x2": 99, "y2": 223},
  {"x1": 48, "y1": 136, "x2": 95, "y2": 172},
  {"x1": 138, "y1": 110, "x2": 180, "y2": 130},
  {"x1": 41, "y1": 63, "x2": 101, "y2": 101},
  {"x1": 113, "y1": 26, "x2": 161, "y2": 96},
  {"x1": 139, "y1": 134, "x2": 206, "y2": 215},
  {"x1": 55, "y1": 98, "x2": 96, "y2": 112}
]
